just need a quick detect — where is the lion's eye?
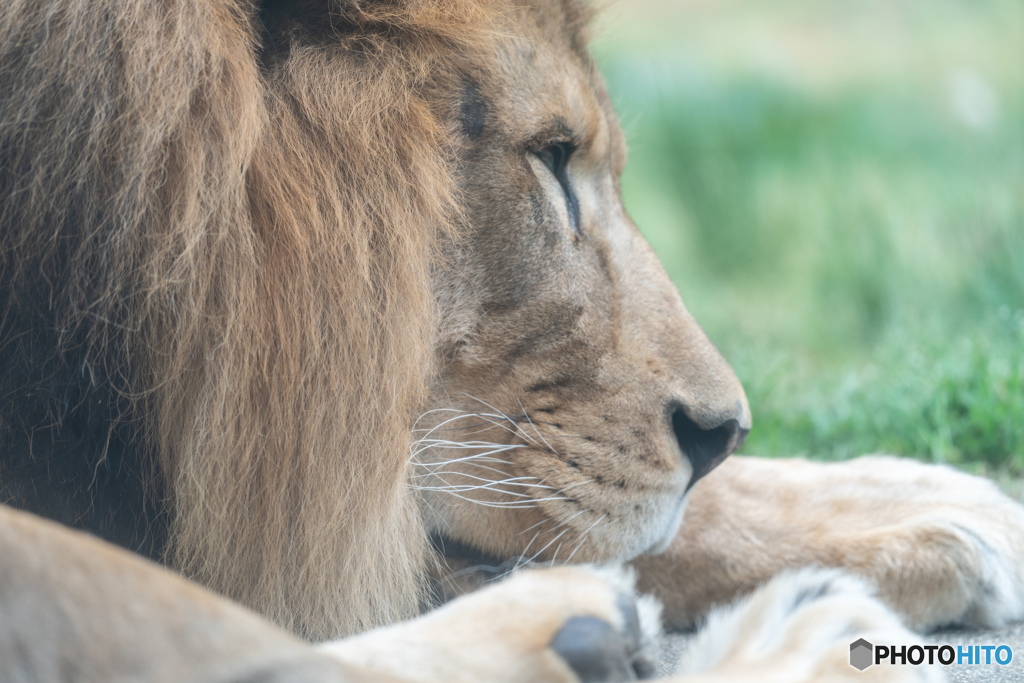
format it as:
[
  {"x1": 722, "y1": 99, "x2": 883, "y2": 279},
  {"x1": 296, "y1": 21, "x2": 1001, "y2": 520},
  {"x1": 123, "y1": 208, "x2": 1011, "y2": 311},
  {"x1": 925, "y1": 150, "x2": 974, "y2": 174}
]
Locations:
[{"x1": 535, "y1": 142, "x2": 581, "y2": 235}]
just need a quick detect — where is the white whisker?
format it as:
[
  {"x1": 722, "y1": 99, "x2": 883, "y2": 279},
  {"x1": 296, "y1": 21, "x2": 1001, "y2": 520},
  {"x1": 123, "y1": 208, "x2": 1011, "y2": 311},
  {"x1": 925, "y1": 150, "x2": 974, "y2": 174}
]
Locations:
[
  {"x1": 412, "y1": 410, "x2": 525, "y2": 447},
  {"x1": 458, "y1": 393, "x2": 543, "y2": 446},
  {"x1": 414, "y1": 444, "x2": 520, "y2": 459},
  {"x1": 565, "y1": 534, "x2": 587, "y2": 564},
  {"x1": 405, "y1": 490, "x2": 567, "y2": 509},
  {"x1": 518, "y1": 516, "x2": 554, "y2": 536},
  {"x1": 524, "y1": 527, "x2": 570, "y2": 565},
  {"x1": 562, "y1": 514, "x2": 606, "y2": 564},
  {"x1": 520, "y1": 529, "x2": 544, "y2": 559},
  {"x1": 544, "y1": 509, "x2": 585, "y2": 535},
  {"x1": 411, "y1": 406, "x2": 585, "y2": 513},
  {"x1": 412, "y1": 473, "x2": 559, "y2": 493},
  {"x1": 517, "y1": 395, "x2": 557, "y2": 454}
]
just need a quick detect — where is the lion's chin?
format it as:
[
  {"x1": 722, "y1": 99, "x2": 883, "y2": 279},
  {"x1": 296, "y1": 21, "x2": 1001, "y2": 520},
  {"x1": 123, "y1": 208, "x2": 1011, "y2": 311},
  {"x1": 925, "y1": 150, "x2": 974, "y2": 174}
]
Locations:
[
  {"x1": 428, "y1": 490, "x2": 693, "y2": 572},
  {"x1": 643, "y1": 491, "x2": 691, "y2": 557}
]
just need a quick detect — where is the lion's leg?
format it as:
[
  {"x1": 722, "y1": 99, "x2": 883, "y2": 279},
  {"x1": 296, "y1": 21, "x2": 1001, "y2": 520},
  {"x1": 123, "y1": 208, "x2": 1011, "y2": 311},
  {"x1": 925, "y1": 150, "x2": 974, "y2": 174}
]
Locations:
[
  {"x1": 667, "y1": 567, "x2": 943, "y2": 682},
  {"x1": 4, "y1": 503, "x2": 660, "y2": 683},
  {"x1": 0, "y1": 505, "x2": 373, "y2": 683},
  {"x1": 319, "y1": 565, "x2": 661, "y2": 683},
  {"x1": 634, "y1": 456, "x2": 1024, "y2": 632}
]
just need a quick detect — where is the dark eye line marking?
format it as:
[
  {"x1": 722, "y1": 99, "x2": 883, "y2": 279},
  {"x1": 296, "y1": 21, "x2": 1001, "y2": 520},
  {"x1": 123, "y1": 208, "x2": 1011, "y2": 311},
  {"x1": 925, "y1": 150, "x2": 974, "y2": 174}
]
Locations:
[{"x1": 534, "y1": 140, "x2": 581, "y2": 236}]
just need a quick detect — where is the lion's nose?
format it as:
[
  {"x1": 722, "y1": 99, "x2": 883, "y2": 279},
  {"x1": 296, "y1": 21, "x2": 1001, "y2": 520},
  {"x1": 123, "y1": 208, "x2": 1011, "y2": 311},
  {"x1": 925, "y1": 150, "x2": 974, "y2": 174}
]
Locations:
[{"x1": 670, "y1": 403, "x2": 748, "y2": 489}]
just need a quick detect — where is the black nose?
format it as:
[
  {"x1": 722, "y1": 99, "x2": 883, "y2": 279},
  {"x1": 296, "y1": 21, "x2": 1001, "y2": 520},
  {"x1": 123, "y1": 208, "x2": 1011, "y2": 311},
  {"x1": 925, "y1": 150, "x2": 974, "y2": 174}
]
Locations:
[{"x1": 671, "y1": 405, "x2": 748, "y2": 489}]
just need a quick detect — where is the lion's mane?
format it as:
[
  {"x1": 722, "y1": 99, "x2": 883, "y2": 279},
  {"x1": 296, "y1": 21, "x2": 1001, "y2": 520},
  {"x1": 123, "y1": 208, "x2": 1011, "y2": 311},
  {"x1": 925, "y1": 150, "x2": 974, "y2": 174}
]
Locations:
[{"x1": 0, "y1": 0, "x2": 495, "y2": 638}]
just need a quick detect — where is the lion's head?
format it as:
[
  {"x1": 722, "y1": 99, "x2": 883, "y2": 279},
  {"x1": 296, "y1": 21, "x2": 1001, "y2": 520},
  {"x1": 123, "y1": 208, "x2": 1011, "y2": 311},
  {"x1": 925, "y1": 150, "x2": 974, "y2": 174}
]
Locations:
[
  {"x1": 0, "y1": 0, "x2": 747, "y2": 640},
  {"x1": 421, "y1": 3, "x2": 750, "y2": 569}
]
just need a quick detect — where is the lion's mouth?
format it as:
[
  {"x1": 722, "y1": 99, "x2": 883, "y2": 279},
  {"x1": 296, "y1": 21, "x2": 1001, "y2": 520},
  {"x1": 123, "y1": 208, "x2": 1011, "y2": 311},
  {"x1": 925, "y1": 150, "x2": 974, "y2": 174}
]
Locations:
[
  {"x1": 428, "y1": 480, "x2": 692, "y2": 579},
  {"x1": 429, "y1": 531, "x2": 549, "y2": 576},
  {"x1": 429, "y1": 532, "x2": 506, "y2": 568},
  {"x1": 428, "y1": 484, "x2": 689, "y2": 578}
]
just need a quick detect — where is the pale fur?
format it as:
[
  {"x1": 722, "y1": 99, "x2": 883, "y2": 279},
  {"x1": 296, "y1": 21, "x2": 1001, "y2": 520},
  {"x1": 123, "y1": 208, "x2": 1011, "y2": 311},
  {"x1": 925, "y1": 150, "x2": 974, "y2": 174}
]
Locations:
[
  {"x1": 320, "y1": 565, "x2": 658, "y2": 683},
  {"x1": 2, "y1": 503, "x2": 959, "y2": 683}
]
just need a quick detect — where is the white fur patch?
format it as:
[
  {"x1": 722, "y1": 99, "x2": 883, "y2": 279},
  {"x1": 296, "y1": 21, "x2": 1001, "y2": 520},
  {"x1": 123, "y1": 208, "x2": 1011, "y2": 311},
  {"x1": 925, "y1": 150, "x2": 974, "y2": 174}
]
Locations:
[
  {"x1": 678, "y1": 567, "x2": 945, "y2": 682},
  {"x1": 582, "y1": 564, "x2": 665, "y2": 667}
]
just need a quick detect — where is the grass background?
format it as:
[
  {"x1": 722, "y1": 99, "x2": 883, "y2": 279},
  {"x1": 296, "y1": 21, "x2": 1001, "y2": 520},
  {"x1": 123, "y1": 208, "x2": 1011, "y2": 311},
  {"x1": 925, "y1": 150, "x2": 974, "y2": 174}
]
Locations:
[{"x1": 590, "y1": 0, "x2": 1024, "y2": 485}]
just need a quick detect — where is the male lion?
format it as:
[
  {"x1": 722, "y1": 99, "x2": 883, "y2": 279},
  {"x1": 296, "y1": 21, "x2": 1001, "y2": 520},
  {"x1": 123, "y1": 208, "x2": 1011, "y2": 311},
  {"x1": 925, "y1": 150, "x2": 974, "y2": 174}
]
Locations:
[{"x1": 2, "y1": 0, "x2": 1023, "y2": 681}]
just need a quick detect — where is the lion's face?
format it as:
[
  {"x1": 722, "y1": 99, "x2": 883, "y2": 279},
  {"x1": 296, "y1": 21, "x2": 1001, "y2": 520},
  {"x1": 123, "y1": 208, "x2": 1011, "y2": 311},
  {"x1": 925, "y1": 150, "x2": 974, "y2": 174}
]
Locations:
[{"x1": 421, "y1": 3, "x2": 751, "y2": 566}]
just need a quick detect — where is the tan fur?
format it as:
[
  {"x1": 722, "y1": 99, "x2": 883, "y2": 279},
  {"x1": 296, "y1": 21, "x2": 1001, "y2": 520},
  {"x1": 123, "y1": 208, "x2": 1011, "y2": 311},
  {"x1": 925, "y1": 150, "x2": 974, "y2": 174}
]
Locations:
[
  {"x1": 1, "y1": 0, "x2": 752, "y2": 642},
  {"x1": 0, "y1": 0, "x2": 504, "y2": 638},
  {"x1": 2, "y1": 508, "x2": 660, "y2": 683},
  {"x1": 0, "y1": 505, "x2": 371, "y2": 683},
  {"x1": 1, "y1": 500, "x2": 950, "y2": 683}
]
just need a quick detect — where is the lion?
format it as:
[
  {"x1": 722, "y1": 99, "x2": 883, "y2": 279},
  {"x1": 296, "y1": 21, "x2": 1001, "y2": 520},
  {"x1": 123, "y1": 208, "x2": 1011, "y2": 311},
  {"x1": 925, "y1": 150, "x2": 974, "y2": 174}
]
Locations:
[{"x1": 2, "y1": 0, "x2": 1023, "y2": 680}]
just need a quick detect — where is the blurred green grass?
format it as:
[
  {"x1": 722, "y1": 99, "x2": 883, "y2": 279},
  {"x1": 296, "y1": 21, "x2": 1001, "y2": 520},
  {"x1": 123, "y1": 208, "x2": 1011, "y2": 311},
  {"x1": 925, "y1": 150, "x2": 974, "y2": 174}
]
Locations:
[{"x1": 592, "y1": 0, "x2": 1024, "y2": 476}]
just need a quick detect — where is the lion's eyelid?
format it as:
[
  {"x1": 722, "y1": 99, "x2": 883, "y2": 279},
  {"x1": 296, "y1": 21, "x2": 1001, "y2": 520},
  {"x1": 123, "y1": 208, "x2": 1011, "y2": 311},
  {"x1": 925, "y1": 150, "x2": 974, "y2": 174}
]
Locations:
[{"x1": 534, "y1": 142, "x2": 581, "y2": 235}]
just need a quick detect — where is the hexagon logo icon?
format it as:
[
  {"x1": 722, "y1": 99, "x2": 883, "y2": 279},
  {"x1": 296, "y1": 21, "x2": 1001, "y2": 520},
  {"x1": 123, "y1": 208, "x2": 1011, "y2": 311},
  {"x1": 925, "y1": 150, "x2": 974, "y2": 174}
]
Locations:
[{"x1": 850, "y1": 638, "x2": 874, "y2": 671}]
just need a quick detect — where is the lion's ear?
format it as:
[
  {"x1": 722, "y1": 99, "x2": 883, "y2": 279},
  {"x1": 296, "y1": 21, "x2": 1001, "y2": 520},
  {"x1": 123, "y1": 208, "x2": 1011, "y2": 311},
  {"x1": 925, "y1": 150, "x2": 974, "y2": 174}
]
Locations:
[{"x1": 256, "y1": 0, "x2": 491, "y2": 54}]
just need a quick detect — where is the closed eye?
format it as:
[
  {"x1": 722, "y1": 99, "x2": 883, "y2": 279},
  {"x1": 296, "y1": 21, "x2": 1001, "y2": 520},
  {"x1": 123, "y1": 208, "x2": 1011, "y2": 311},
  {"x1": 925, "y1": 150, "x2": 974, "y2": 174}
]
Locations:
[{"x1": 535, "y1": 142, "x2": 581, "y2": 235}]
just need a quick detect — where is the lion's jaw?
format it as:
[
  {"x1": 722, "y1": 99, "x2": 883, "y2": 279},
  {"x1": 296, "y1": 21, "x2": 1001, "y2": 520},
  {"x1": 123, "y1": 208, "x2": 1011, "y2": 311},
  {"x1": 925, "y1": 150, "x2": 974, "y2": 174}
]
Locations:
[{"x1": 418, "y1": 2, "x2": 751, "y2": 567}]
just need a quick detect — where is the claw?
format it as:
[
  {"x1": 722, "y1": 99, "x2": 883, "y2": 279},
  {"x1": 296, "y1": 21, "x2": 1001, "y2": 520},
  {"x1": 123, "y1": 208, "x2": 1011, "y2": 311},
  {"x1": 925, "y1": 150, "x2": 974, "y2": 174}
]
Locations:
[
  {"x1": 551, "y1": 592, "x2": 656, "y2": 682},
  {"x1": 552, "y1": 616, "x2": 635, "y2": 682}
]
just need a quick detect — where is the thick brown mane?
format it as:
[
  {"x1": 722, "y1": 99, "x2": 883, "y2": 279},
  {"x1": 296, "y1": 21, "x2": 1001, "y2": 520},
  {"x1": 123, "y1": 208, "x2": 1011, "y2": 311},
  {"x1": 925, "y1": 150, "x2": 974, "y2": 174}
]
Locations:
[{"x1": 0, "y1": 0, "x2": 497, "y2": 638}]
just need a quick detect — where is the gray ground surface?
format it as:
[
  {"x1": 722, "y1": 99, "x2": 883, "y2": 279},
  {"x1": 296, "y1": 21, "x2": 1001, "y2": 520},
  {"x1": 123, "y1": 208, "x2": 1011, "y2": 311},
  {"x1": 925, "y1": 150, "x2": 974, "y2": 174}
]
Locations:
[{"x1": 657, "y1": 625, "x2": 1024, "y2": 681}]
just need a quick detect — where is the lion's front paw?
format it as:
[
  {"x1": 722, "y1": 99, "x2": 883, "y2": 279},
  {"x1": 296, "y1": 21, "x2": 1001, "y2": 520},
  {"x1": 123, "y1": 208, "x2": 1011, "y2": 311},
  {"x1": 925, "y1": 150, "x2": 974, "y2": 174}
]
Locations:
[
  {"x1": 319, "y1": 565, "x2": 661, "y2": 683},
  {"x1": 640, "y1": 455, "x2": 1024, "y2": 633},
  {"x1": 837, "y1": 457, "x2": 1024, "y2": 631},
  {"x1": 673, "y1": 568, "x2": 944, "y2": 683}
]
